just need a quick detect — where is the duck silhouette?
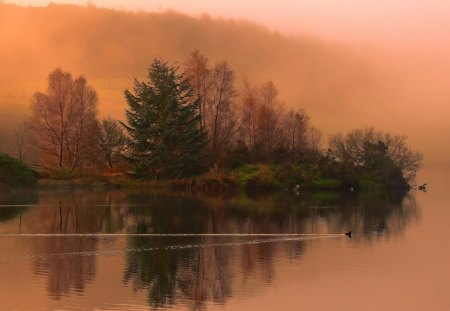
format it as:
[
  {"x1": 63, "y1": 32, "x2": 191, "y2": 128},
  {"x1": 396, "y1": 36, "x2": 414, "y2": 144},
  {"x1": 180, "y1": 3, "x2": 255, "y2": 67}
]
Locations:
[
  {"x1": 418, "y1": 183, "x2": 427, "y2": 192},
  {"x1": 345, "y1": 231, "x2": 352, "y2": 238}
]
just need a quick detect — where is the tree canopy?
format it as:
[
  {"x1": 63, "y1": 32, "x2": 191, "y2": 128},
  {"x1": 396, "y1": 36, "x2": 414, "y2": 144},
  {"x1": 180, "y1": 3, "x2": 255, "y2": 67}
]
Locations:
[{"x1": 28, "y1": 68, "x2": 99, "y2": 172}]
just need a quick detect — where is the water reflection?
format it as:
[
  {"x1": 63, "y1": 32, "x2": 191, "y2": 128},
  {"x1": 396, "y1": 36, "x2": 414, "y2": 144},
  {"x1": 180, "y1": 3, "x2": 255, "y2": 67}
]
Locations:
[
  {"x1": 0, "y1": 189, "x2": 37, "y2": 224},
  {"x1": 0, "y1": 189, "x2": 418, "y2": 309},
  {"x1": 32, "y1": 236, "x2": 97, "y2": 299}
]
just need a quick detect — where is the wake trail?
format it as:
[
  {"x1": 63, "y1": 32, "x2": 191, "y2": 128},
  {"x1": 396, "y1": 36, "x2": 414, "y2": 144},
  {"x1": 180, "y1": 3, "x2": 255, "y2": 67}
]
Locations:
[
  {"x1": 0, "y1": 235, "x2": 343, "y2": 261},
  {"x1": 0, "y1": 233, "x2": 343, "y2": 238}
]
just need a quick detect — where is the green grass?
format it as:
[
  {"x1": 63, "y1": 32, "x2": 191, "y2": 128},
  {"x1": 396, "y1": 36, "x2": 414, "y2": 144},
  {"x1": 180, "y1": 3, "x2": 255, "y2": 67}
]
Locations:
[
  {"x1": 357, "y1": 174, "x2": 385, "y2": 192},
  {"x1": 30, "y1": 162, "x2": 406, "y2": 196},
  {"x1": 311, "y1": 178, "x2": 343, "y2": 190}
]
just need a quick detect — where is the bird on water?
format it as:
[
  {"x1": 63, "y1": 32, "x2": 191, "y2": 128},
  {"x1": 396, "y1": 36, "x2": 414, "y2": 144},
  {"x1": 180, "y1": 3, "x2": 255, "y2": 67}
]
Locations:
[{"x1": 345, "y1": 231, "x2": 352, "y2": 237}]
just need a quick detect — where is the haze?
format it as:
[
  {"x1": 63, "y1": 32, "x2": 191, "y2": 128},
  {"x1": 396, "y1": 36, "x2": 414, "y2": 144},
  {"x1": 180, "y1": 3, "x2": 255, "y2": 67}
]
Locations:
[
  {"x1": 6, "y1": 0, "x2": 450, "y2": 44},
  {"x1": 1, "y1": 1, "x2": 449, "y2": 164}
]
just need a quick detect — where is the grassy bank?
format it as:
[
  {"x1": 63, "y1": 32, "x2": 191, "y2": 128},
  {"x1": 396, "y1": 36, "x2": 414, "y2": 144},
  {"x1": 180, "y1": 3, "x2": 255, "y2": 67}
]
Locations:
[
  {"x1": 3, "y1": 161, "x2": 410, "y2": 196},
  {"x1": 167, "y1": 163, "x2": 410, "y2": 194}
]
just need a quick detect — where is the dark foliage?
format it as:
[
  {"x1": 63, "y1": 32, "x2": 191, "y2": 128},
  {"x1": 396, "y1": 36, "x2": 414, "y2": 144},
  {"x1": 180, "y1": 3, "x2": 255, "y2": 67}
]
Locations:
[
  {"x1": 122, "y1": 59, "x2": 207, "y2": 179},
  {"x1": 0, "y1": 153, "x2": 36, "y2": 187}
]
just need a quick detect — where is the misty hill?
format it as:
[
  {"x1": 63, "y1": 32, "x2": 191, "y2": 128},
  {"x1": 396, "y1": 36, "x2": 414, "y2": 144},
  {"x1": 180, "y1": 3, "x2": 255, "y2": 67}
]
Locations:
[
  {"x1": 0, "y1": 4, "x2": 375, "y2": 117},
  {"x1": 0, "y1": 3, "x2": 447, "y2": 162}
]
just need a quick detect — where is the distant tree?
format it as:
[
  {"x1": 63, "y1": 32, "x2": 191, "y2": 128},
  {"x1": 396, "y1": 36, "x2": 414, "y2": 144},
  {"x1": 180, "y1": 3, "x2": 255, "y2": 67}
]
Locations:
[
  {"x1": 13, "y1": 121, "x2": 29, "y2": 164},
  {"x1": 184, "y1": 50, "x2": 210, "y2": 133},
  {"x1": 206, "y1": 61, "x2": 237, "y2": 165},
  {"x1": 28, "y1": 68, "x2": 99, "y2": 172},
  {"x1": 97, "y1": 117, "x2": 127, "y2": 171},
  {"x1": 255, "y1": 81, "x2": 283, "y2": 159},
  {"x1": 307, "y1": 126, "x2": 323, "y2": 156},
  {"x1": 283, "y1": 108, "x2": 309, "y2": 162},
  {"x1": 238, "y1": 79, "x2": 299, "y2": 162},
  {"x1": 238, "y1": 80, "x2": 259, "y2": 154},
  {"x1": 122, "y1": 59, "x2": 207, "y2": 179},
  {"x1": 185, "y1": 52, "x2": 237, "y2": 166}
]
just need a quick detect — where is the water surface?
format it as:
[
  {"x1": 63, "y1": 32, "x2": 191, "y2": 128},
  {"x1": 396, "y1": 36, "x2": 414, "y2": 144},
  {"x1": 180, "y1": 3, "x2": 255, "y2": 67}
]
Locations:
[{"x1": 0, "y1": 168, "x2": 447, "y2": 310}]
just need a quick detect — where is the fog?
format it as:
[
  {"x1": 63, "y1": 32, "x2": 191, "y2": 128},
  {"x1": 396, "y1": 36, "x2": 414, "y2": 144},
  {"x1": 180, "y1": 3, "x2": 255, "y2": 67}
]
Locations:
[{"x1": 0, "y1": 3, "x2": 449, "y2": 163}]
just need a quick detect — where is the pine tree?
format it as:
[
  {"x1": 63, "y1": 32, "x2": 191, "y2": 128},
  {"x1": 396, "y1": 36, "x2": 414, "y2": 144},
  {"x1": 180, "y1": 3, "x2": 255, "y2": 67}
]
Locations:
[{"x1": 122, "y1": 59, "x2": 207, "y2": 179}]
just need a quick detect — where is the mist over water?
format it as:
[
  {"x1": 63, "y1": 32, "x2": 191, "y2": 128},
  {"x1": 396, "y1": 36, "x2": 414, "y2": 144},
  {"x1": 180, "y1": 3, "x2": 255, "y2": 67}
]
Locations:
[{"x1": 0, "y1": 3, "x2": 449, "y2": 163}]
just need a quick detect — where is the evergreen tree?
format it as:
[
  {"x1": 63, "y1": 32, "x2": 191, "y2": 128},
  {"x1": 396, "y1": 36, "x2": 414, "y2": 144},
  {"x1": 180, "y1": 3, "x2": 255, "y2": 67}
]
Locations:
[{"x1": 122, "y1": 59, "x2": 207, "y2": 178}]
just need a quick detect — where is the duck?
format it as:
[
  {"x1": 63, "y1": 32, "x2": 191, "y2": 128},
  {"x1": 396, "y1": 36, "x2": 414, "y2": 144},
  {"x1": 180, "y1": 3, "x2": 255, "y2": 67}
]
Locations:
[
  {"x1": 418, "y1": 183, "x2": 427, "y2": 192},
  {"x1": 345, "y1": 231, "x2": 352, "y2": 237}
]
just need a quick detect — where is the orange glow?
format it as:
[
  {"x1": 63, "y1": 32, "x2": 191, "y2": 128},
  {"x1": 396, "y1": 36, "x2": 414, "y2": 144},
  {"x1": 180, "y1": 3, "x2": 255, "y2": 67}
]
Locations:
[
  {"x1": 5, "y1": 0, "x2": 450, "y2": 44},
  {"x1": 0, "y1": 2, "x2": 449, "y2": 163}
]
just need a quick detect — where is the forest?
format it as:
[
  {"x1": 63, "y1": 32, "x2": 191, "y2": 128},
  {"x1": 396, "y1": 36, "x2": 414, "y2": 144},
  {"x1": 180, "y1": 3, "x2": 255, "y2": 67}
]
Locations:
[{"x1": 0, "y1": 51, "x2": 422, "y2": 193}]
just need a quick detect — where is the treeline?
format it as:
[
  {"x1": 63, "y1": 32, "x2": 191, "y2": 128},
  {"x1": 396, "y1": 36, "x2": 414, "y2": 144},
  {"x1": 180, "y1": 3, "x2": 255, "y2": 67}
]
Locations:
[{"x1": 8, "y1": 51, "x2": 422, "y2": 191}]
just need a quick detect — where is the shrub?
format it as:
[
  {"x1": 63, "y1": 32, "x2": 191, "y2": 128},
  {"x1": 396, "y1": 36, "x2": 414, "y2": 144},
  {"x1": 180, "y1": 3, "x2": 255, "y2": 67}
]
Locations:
[{"x1": 0, "y1": 153, "x2": 37, "y2": 187}]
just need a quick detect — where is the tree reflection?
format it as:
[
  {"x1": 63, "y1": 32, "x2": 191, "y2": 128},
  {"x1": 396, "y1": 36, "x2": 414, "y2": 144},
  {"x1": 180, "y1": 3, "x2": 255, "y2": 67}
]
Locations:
[
  {"x1": 121, "y1": 190, "x2": 417, "y2": 309},
  {"x1": 122, "y1": 193, "x2": 307, "y2": 309},
  {"x1": 21, "y1": 190, "x2": 130, "y2": 299},
  {"x1": 123, "y1": 193, "x2": 208, "y2": 308},
  {"x1": 32, "y1": 237, "x2": 97, "y2": 299},
  {"x1": 0, "y1": 189, "x2": 418, "y2": 306},
  {"x1": 303, "y1": 191, "x2": 418, "y2": 237}
]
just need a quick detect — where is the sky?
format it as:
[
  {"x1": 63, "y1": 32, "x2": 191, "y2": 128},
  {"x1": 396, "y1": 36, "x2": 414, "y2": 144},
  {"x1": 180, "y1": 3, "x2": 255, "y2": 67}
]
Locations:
[
  {"x1": 2, "y1": 0, "x2": 450, "y2": 163},
  {"x1": 5, "y1": 0, "x2": 450, "y2": 45}
]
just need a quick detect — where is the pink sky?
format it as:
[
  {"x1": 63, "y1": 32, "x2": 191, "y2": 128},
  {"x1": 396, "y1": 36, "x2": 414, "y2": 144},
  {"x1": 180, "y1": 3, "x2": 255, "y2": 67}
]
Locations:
[{"x1": 5, "y1": 0, "x2": 450, "y2": 45}]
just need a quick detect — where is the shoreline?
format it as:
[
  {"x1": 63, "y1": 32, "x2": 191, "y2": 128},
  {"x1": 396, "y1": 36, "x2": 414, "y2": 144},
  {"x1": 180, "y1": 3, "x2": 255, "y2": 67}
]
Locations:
[{"x1": 30, "y1": 173, "x2": 410, "y2": 196}]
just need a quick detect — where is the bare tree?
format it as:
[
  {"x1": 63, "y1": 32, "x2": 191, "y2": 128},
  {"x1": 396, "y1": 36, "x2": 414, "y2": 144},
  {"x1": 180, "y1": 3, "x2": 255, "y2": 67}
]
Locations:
[
  {"x1": 12, "y1": 121, "x2": 29, "y2": 164},
  {"x1": 66, "y1": 76, "x2": 99, "y2": 171},
  {"x1": 184, "y1": 50, "x2": 210, "y2": 132},
  {"x1": 239, "y1": 79, "x2": 259, "y2": 153},
  {"x1": 185, "y1": 52, "x2": 238, "y2": 166},
  {"x1": 283, "y1": 108, "x2": 309, "y2": 162},
  {"x1": 206, "y1": 61, "x2": 237, "y2": 165},
  {"x1": 255, "y1": 81, "x2": 283, "y2": 155},
  {"x1": 28, "y1": 68, "x2": 99, "y2": 172},
  {"x1": 307, "y1": 126, "x2": 323, "y2": 156}
]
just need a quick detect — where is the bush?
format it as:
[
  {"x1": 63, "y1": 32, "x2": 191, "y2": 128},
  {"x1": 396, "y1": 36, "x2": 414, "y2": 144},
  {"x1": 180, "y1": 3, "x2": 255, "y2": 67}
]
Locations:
[{"x1": 0, "y1": 154, "x2": 37, "y2": 187}]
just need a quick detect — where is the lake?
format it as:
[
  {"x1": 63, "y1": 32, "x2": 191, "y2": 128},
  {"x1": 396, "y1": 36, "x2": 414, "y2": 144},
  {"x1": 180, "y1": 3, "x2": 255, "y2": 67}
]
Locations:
[{"x1": 0, "y1": 167, "x2": 448, "y2": 310}]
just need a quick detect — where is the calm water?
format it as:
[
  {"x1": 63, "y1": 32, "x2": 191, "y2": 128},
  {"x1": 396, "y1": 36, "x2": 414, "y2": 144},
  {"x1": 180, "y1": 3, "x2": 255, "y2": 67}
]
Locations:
[{"x1": 0, "y1": 168, "x2": 448, "y2": 310}]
